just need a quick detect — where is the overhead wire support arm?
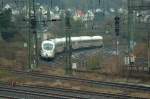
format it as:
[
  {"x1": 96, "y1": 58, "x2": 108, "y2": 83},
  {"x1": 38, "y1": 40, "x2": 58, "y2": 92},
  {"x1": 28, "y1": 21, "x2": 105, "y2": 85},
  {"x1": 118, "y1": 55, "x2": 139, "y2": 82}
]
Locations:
[{"x1": 35, "y1": 19, "x2": 62, "y2": 23}]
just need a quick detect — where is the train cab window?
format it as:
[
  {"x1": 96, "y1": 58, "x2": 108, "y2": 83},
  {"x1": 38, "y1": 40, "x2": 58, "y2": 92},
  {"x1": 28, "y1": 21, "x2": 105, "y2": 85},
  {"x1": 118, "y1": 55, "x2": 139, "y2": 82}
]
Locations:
[{"x1": 43, "y1": 43, "x2": 53, "y2": 50}]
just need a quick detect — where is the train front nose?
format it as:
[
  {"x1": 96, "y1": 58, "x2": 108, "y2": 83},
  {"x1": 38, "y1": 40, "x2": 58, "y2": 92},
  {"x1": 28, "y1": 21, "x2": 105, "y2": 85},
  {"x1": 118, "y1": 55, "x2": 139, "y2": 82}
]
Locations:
[
  {"x1": 41, "y1": 41, "x2": 55, "y2": 58},
  {"x1": 46, "y1": 51, "x2": 55, "y2": 58},
  {"x1": 41, "y1": 50, "x2": 54, "y2": 58}
]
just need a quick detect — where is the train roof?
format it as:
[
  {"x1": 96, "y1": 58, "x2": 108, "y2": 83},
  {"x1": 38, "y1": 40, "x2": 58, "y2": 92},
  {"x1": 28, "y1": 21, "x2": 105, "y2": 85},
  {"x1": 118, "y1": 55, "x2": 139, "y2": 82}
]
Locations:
[{"x1": 44, "y1": 36, "x2": 103, "y2": 44}]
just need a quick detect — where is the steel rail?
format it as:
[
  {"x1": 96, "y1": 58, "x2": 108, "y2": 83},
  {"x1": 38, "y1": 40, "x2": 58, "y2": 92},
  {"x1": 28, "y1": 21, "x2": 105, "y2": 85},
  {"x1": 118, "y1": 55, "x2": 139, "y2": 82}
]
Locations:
[
  {"x1": 6, "y1": 68, "x2": 150, "y2": 92},
  {"x1": 0, "y1": 95, "x2": 18, "y2": 99},
  {"x1": 0, "y1": 67, "x2": 150, "y2": 99},
  {"x1": 0, "y1": 84, "x2": 79, "y2": 99},
  {"x1": 0, "y1": 83, "x2": 147, "y2": 99}
]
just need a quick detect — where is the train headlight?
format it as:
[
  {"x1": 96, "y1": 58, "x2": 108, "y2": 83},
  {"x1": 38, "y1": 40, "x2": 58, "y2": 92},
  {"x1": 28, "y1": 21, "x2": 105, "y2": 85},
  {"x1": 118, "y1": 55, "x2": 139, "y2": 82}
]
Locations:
[
  {"x1": 41, "y1": 51, "x2": 45, "y2": 56},
  {"x1": 41, "y1": 51, "x2": 47, "y2": 57},
  {"x1": 41, "y1": 50, "x2": 54, "y2": 58},
  {"x1": 45, "y1": 53, "x2": 48, "y2": 57}
]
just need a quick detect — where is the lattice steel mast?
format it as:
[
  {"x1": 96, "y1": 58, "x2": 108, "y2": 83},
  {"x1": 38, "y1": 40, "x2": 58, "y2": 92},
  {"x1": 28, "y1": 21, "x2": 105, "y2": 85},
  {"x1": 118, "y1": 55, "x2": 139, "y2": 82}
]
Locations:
[{"x1": 28, "y1": 0, "x2": 38, "y2": 70}]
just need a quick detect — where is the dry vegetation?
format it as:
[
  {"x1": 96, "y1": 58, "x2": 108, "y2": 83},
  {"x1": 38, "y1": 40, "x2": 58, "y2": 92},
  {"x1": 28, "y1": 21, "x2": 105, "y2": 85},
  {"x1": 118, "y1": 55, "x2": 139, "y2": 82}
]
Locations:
[
  {"x1": 0, "y1": 69, "x2": 150, "y2": 99},
  {"x1": 0, "y1": 41, "x2": 28, "y2": 69},
  {"x1": 0, "y1": 40, "x2": 150, "y2": 98},
  {"x1": 0, "y1": 37, "x2": 150, "y2": 99},
  {"x1": 134, "y1": 43, "x2": 147, "y2": 57}
]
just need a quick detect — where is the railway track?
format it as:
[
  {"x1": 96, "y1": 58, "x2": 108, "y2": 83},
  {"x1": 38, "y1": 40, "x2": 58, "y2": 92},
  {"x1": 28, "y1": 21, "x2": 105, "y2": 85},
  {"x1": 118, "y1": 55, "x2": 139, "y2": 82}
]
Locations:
[
  {"x1": 0, "y1": 82, "x2": 147, "y2": 99},
  {"x1": 0, "y1": 68, "x2": 150, "y2": 98},
  {"x1": 0, "y1": 83, "x2": 80, "y2": 99},
  {"x1": 0, "y1": 95, "x2": 18, "y2": 99},
  {"x1": 5, "y1": 68, "x2": 150, "y2": 92}
]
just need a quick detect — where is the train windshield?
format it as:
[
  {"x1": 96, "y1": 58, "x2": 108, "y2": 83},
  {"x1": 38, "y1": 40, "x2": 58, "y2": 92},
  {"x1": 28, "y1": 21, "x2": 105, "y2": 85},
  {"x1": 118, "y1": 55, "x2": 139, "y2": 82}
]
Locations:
[{"x1": 43, "y1": 43, "x2": 53, "y2": 50}]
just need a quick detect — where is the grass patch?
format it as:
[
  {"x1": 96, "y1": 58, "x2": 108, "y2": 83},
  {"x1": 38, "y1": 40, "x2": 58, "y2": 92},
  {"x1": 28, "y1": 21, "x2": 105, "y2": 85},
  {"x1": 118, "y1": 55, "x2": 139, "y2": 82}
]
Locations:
[{"x1": 0, "y1": 69, "x2": 11, "y2": 78}]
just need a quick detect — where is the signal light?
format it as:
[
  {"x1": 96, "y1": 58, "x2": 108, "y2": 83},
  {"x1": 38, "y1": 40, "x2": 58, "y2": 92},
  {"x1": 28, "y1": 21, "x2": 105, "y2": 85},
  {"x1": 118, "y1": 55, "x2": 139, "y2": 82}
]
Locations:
[
  {"x1": 114, "y1": 16, "x2": 120, "y2": 36},
  {"x1": 31, "y1": 18, "x2": 36, "y2": 29},
  {"x1": 115, "y1": 16, "x2": 120, "y2": 24}
]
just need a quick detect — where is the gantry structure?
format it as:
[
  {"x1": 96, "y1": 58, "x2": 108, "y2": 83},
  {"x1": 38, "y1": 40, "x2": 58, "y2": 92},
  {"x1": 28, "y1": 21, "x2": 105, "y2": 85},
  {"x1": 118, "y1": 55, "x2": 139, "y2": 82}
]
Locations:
[{"x1": 128, "y1": 0, "x2": 150, "y2": 71}]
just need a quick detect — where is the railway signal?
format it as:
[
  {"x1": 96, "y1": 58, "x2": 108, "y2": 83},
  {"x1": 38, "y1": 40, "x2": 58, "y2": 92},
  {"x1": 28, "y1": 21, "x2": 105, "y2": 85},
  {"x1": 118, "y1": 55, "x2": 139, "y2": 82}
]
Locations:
[
  {"x1": 114, "y1": 16, "x2": 120, "y2": 72},
  {"x1": 114, "y1": 16, "x2": 120, "y2": 36},
  {"x1": 31, "y1": 17, "x2": 36, "y2": 29},
  {"x1": 114, "y1": 16, "x2": 120, "y2": 56}
]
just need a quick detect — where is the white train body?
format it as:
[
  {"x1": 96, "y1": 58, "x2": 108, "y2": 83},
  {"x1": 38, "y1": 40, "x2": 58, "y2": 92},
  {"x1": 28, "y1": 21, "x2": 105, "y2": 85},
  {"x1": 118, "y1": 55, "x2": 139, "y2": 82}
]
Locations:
[{"x1": 41, "y1": 36, "x2": 103, "y2": 58}]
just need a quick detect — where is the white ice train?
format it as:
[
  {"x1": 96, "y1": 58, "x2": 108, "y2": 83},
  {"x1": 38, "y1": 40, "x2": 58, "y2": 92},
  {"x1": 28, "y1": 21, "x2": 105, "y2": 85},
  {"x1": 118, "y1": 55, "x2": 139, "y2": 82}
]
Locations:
[{"x1": 40, "y1": 36, "x2": 103, "y2": 59}]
